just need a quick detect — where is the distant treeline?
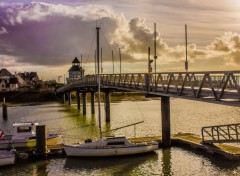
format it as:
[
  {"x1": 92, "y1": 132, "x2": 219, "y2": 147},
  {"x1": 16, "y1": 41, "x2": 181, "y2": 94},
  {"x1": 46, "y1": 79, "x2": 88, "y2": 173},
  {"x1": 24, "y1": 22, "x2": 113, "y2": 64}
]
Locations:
[
  {"x1": 0, "y1": 91, "x2": 158, "y2": 104},
  {"x1": 0, "y1": 91, "x2": 61, "y2": 103}
]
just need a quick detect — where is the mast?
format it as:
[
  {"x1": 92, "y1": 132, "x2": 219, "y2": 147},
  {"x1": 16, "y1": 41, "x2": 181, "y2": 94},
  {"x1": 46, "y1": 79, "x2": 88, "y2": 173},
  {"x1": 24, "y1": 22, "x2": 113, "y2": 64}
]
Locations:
[
  {"x1": 96, "y1": 27, "x2": 102, "y2": 138},
  {"x1": 119, "y1": 48, "x2": 122, "y2": 74},
  {"x1": 112, "y1": 50, "x2": 114, "y2": 74},
  {"x1": 185, "y1": 24, "x2": 188, "y2": 72},
  {"x1": 154, "y1": 23, "x2": 157, "y2": 85},
  {"x1": 81, "y1": 54, "x2": 83, "y2": 67},
  {"x1": 94, "y1": 50, "x2": 96, "y2": 75},
  {"x1": 101, "y1": 47, "x2": 103, "y2": 74}
]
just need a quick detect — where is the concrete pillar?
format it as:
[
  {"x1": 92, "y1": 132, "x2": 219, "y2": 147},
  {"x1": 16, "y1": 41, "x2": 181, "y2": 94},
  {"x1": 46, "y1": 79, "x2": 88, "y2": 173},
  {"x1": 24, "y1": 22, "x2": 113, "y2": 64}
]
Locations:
[
  {"x1": 105, "y1": 90, "x2": 110, "y2": 122},
  {"x1": 82, "y1": 92, "x2": 86, "y2": 115},
  {"x1": 68, "y1": 91, "x2": 71, "y2": 106},
  {"x1": 76, "y1": 90, "x2": 80, "y2": 110},
  {"x1": 91, "y1": 92, "x2": 95, "y2": 114},
  {"x1": 161, "y1": 96, "x2": 171, "y2": 146},
  {"x1": 36, "y1": 125, "x2": 46, "y2": 155}
]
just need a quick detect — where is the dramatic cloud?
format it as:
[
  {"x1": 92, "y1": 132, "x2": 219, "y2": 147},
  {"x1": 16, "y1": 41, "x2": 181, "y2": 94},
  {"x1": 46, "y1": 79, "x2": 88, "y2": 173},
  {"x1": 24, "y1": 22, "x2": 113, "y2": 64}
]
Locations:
[
  {"x1": 0, "y1": 27, "x2": 7, "y2": 35},
  {"x1": 207, "y1": 32, "x2": 240, "y2": 65},
  {"x1": 0, "y1": 2, "x2": 170, "y2": 67},
  {"x1": 0, "y1": 1, "x2": 240, "y2": 79}
]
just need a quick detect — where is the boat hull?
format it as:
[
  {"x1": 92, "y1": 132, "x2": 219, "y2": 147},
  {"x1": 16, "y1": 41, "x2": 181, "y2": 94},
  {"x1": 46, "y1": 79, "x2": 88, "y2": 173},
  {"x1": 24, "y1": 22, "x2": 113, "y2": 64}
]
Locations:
[
  {"x1": 0, "y1": 135, "x2": 62, "y2": 149},
  {"x1": 64, "y1": 143, "x2": 158, "y2": 157},
  {"x1": 0, "y1": 151, "x2": 15, "y2": 167}
]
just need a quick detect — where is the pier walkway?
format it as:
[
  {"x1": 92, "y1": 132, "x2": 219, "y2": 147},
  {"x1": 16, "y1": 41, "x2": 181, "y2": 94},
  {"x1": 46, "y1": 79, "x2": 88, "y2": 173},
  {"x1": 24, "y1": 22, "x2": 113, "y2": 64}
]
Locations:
[{"x1": 57, "y1": 71, "x2": 240, "y2": 106}]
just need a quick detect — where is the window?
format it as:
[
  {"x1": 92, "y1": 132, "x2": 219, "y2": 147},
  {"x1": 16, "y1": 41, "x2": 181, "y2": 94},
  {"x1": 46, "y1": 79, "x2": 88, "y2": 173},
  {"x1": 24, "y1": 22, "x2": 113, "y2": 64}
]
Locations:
[
  {"x1": 17, "y1": 127, "x2": 32, "y2": 133},
  {"x1": 107, "y1": 141, "x2": 125, "y2": 145}
]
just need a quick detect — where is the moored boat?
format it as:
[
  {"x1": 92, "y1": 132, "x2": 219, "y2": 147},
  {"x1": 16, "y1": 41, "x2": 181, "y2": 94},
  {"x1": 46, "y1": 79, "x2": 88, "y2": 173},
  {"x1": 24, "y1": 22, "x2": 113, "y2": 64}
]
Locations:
[
  {"x1": 64, "y1": 136, "x2": 158, "y2": 157},
  {"x1": 0, "y1": 122, "x2": 62, "y2": 149},
  {"x1": 0, "y1": 150, "x2": 15, "y2": 166}
]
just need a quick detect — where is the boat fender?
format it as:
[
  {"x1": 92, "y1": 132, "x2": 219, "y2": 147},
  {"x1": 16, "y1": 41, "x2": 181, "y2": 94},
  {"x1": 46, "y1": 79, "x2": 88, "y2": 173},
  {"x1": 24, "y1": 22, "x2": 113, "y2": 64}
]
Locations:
[{"x1": 0, "y1": 131, "x2": 4, "y2": 138}]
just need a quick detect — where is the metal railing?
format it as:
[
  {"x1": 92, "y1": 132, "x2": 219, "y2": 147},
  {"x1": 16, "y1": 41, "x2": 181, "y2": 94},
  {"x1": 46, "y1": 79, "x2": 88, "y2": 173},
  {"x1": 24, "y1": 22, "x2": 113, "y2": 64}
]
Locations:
[
  {"x1": 202, "y1": 123, "x2": 240, "y2": 143},
  {"x1": 57, "y1": 71, "x2": 240, "y2": 105}
]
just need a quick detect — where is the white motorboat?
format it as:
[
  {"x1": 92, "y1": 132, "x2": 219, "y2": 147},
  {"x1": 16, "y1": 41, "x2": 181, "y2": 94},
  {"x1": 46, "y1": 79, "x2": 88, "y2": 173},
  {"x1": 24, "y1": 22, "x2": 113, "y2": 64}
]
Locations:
[
  {"x1": 0, "y1": 150, "x2": 15, "y2": 166},
  {"x1": 0, "y1": 122, "x2": 62, "y2": 149},
  {"x1": 63, "y1": 27, "x2": 159, "y2": 157}
]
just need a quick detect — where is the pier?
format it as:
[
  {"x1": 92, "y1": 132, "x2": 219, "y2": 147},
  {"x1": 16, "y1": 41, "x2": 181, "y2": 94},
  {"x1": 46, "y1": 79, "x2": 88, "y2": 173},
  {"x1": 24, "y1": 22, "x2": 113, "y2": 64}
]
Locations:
[
  {"x1": 11, "y1": 134, "x2": 240, "y2": 161},
  {"x1": 56, "y1": 71, "x2": 240, "y2": 147}
]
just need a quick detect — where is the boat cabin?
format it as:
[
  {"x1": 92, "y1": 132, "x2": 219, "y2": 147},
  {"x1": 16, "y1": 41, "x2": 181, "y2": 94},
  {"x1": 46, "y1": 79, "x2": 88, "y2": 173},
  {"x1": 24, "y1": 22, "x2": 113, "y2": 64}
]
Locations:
[
  {"x1": 12, "y1": 122, "x2": 38, "y2": 139},
  {"x1": 105, "y1": 137, "x2": 131, "y2": 146}
]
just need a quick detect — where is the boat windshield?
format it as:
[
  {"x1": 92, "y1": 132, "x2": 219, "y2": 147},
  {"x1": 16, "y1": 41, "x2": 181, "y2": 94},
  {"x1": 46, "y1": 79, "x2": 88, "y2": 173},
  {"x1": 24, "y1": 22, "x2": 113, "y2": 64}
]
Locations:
[{"x1": 17, "y1": 126, "x2": 32, "y2": 133}]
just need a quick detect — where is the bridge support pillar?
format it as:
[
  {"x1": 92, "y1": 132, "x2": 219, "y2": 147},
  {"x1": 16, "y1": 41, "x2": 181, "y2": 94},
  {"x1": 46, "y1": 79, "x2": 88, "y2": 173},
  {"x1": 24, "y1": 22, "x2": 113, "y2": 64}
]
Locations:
[
  {"x1": 82, "y1": 92, "x2": 86, "y2": 115},
  {"x1": 105, "y1": 90, "x2": 110, "y2": 122},
  {"x1": 68, "y1": 91, "x2": 71, "y2": 106},
  {"x1": 91, "y1": 92, "x2": 95, "y2": 114},
  {"x1": 161, "y1": 96, "x2": 171, "y2": 147},
  {"x1": 76, "y1": 90, "x2": 80, "y2": 110}
]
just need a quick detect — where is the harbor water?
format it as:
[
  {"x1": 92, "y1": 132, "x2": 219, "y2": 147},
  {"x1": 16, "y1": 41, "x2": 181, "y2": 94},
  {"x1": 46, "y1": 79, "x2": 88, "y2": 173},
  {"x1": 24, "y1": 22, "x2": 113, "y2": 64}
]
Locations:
[{"x1": 1, "y1": 98, "x2": 240, "y2": 175}]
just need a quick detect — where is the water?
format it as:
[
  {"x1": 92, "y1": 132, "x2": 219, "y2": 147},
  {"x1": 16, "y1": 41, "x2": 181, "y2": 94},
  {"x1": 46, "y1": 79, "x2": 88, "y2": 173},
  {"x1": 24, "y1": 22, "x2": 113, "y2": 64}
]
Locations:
[{"x1": 1, "y1": 98, "x2": 240, "y2": 175}]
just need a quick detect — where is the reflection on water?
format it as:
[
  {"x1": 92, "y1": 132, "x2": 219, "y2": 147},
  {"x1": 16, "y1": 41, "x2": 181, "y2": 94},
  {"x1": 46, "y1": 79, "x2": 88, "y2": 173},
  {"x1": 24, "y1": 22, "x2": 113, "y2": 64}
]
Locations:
[
  {"x1": 0, "y1": 99, "x2": 240, "y2": 175},
  {"x1": 162, "y1": 148, "x2": 172, "y2": 176},
  {"x1": 64, "y1": 153, "x2": 158, "y2": 175}
]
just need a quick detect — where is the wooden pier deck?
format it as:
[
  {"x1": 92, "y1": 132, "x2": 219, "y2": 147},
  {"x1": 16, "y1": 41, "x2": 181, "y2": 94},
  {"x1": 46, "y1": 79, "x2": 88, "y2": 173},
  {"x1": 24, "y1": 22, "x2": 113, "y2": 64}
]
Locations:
[
  {"x1": 173, "y1": 133, "x2": 240, "y2": 160},
  {"x1": 129, "y1": 133, "x2": 240, "y2": 160}
]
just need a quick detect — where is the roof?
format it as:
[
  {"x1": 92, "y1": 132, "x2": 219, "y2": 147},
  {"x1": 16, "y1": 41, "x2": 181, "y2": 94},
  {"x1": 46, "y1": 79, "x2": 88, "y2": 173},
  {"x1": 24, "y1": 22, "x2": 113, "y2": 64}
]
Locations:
[
  {"x1": 0, "y1": 68, "x2": 12, "y2": 77},
  {"x1": 68, "y1": 65, "x2": 84, "y2": 72},
  {"x1": 13, "y1": 122, "x2": 39, "y2": 127},
  {"x1": 72, "y1": 57, "x2": 80, "y2": 63},
  {"x1": 18, "y1": 72, "x2": 38, "y2": 80}
]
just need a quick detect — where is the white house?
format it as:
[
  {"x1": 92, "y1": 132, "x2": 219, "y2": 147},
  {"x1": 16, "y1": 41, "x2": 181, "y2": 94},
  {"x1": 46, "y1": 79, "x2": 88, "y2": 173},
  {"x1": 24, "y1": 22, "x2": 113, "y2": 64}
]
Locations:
[{"x1": 0, "y1": 79, "x2": 6, "y2": 91}]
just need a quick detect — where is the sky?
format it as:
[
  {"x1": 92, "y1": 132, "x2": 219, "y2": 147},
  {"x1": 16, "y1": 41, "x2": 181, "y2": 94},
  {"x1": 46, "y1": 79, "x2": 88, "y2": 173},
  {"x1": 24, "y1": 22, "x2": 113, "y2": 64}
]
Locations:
[{"x1": 0, "y1": 0, "x2": 240, "y2": 81}]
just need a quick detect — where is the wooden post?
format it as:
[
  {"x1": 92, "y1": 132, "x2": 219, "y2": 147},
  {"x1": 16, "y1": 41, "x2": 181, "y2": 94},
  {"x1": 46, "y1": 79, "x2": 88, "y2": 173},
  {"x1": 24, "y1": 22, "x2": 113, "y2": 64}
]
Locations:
[
  {"x1": 68, "y1": 91, "x2": 71, "y2": 106},
  {"x1": 36, "y1": 125, "x2": 46, "y2": 156},
  {"x1": 82, "y1": 92, "x2": 86, "y2": 115},
  {"x1": 161, "y1": 96, "x2": 171, "y2": 146},
  {"x1": 105, "y1": 90, "x2": 110, "y2": 122},
  {"x1": 76, "y1": 90, "x2": 80, "y2": 110},
  {"x1": 2, "y1": 97, "x2": 7, "y2": 119},
  {"x1": 63, "y1": 94, "x2": 66, "y2": 104},
  {"x1": 91, "y1": 92, "x2": 95, "y2": 114}
]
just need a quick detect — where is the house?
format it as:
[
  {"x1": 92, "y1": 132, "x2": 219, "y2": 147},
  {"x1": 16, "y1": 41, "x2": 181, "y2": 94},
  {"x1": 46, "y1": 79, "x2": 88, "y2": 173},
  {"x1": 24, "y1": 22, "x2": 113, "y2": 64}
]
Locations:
[
  {"x1": 0, "y1": 77, "x2": 18, "y2": 91},
  {"x1": 0, "y1": 79, "x2": 6, "y2": 91},
  {"x1": 8, "y1": 77, "x2": 19, "y2": 91},
  {"x1": 0, "y1": 68, "x2": 18, "y2": 91},
  {"x1": 67, "y1": 57, "x2": 85, "y2": 83},
  {"x1": 0, "y1": 68, "x2": 12, "y2": 79},
  {"x1": 16, "y1": 72, "x2": 40, "y2": 87}
]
